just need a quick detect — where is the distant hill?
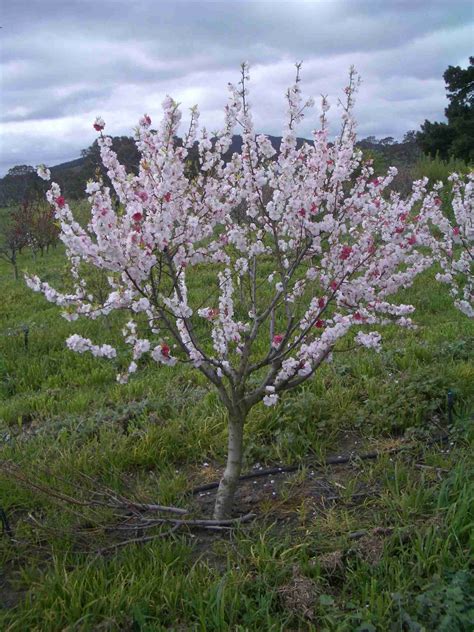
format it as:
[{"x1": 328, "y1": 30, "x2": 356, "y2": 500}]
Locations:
[
  {"x1": 0, "y1": 133, "x2": 420, "y2": 207},
  {"x1": 51, "y1": 157, "x2": 85, "y2": 173}
]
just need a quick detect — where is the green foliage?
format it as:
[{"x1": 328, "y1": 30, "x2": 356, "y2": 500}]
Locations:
[
  {"x1": 392, "y1": 571, "x2": 474, "y2": 631},
  {"x1": 414, "y1": 154, "x2": 471, "y2": 184},
  {"x1": 417, "y1": 57, "x2": 474, "y2": 163},
  {"x1": 358, "y1": 132, "x2": 422, "y2": 175},
  {"x1": 411, "y1": 154, "x2": 472, "y2": 221},
  {"x1": 0, "y1": 137, "x2": 140, "y2": 206},
  {"x1": 0, "y1": 165, "x2": 46, "y2": 207}
]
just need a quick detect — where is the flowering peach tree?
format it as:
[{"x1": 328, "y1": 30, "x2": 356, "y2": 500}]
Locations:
[
  {"x1": 429, "y1": 174, "x2": 473, "y2": 318},
  {"x1": 29, "y1": 65, "x2": 442, "y2": 518}
]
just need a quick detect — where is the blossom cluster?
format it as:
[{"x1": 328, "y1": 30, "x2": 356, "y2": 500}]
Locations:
[
  {"x1": 429, "y1": 175, "x2": 473, "y2": 318},
  {"x1": 28, "y1": 64, "x2": 466, "y2": 411}
]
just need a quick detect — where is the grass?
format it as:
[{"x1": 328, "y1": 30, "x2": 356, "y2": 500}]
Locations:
[
  {"x1": 414, "y1": 154, "x2": 471, "y2": 184},
  {"x1": 0, "y1": 229, "x2": 473, "y2": 630}
]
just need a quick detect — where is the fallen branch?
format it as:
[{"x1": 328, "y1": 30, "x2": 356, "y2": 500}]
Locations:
[
  {"x1": 324, "y1": 491, "x2": 379, "y2": 503},
  {"x1": 348, "y1": 527, "x2": 394, "y2": 540},
  {"x1": 1, "y1": 461, "x2": 188, "y2": 516},
  {"x1": 0, "y1": 461, "x2": 256, "y2": 550},
  {"x1": 97, "y1": 524, "x2": 182, "y2": 553},
  {"x1": 111, "y1": 513, "x2": 256, "y2": 531},
  {"x1": 414, "y1": 463, "x2": 449, "y2": 473}
]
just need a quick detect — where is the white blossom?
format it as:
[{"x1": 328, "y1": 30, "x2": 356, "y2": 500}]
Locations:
[
  {"x1": 25, "y1": 64, "x2": 466, "y2": 408},
  {"x1": 36, "y1": 164, "x2": 51, "y2": 181}
]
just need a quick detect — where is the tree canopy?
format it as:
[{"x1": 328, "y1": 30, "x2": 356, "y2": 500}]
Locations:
[{"x1": 417, "y1": 58, "x2": 474, "y2": 162}]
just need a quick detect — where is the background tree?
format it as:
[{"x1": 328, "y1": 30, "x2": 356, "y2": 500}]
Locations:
[
  {"x1": 429, "y1": 174, "x2": 473, "y2": 317},
  {"x1": 29, "y1": 199, "x2": 60, "y2": 257},
  {"x1": 417, "y1": 58, "x2": 474, "y2": 162},
  {"x1": 0, "y1": 165, "x2": 46, "y2": 207},
  {"x1": 0, "y1": 201, "x2": 31, "y2": 279}
]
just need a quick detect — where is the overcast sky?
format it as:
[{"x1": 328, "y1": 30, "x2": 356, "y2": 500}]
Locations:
[{"x1": 0, "y1": 0, "x2": 472, "y2": 176}]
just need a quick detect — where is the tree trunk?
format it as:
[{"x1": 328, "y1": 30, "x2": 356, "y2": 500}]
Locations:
[{"x1": 213, "y1": 409, "x2": 246, "y2": 520}]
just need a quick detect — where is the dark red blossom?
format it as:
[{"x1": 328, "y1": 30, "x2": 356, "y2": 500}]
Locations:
[{"x1": 339, "y1": 245, "x2": 352, "y2": 261}]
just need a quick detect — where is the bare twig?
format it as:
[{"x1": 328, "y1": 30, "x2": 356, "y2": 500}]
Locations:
[{"x1": 98, "y1": 524, "x2": 182, "y2": 553}]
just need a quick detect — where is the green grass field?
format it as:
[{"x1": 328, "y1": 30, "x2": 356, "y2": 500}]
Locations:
[{"x1": 0, "y1": 234, "x2": 473, "y2": 630}]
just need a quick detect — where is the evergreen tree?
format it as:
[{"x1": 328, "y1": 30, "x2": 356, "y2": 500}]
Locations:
[{"x1": 417, "y1": 58, "x2": 474, "y2": 162}]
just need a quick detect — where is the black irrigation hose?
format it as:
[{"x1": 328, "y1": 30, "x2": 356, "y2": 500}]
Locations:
[
  {"x1": 0, "y1": 389, "x2": 458, "y2": 529},
  {"x1": 22, "y1": 325, "x2": 29, "y2": 351},
  {"x1": 0, "y1": 505, "x2": 13, "y2": 538},
  {"x1": 0, "y1": 323, "x2": 32, "y2": 351},
  {"x1": 447, "y1": 390, "x2": 456, "y2": 425},
  {"x1": 191, "y1": 433, "x2": 450, "y2": 496}
]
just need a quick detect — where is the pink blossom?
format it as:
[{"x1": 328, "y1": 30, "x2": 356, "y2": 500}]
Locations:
[
  {"x1": 137, "y1": 191, "x2": 148, "y2": 202},
  {"x1": 93, "y1": 116, "x2": 105, "y2": 132},
  {"x1": 272, "y1": 334, "x2": 284, "y2": 347},
  {"x1": 140, "y1": 114, "x2": 152, "y2": 127}
]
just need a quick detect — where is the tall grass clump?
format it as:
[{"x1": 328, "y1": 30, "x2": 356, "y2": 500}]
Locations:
[{"x1": 414, "y1": 154, "x2": 471, "y2": 184}]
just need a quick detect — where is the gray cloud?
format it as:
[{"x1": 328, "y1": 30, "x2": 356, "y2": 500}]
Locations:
[{"x1": 1, "y1": 0, "x2": 472, "y2": 175}]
